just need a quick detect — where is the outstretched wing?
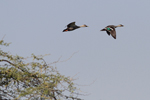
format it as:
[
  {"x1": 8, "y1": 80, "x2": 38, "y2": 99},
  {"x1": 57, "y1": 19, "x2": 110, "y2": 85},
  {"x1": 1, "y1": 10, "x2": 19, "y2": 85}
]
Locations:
[
  {"x1": 106, "y1": 26, "x2": 116, "y2": 39},
  {"x1": 110, "y1": 28, "x2": 116, "y2": 39},
  {"x1": 67, "y1": 22, "x2": 76, "y2": 27}
]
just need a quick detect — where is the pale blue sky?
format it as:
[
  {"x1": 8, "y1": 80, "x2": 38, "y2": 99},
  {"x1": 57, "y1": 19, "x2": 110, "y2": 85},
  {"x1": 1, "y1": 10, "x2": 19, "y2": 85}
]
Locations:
[{"x1": 1, "y1": 0, "x2": 150, "y2": 100}]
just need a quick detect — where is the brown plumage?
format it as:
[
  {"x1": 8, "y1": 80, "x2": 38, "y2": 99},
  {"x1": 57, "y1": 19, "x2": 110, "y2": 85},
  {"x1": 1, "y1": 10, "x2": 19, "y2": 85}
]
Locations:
[
  {"x1": 63, "y1": 22, "x2": 88, "y2": 32},
  {"x1": 101, "y1": 24, "x2": 124, "y2": 39}
]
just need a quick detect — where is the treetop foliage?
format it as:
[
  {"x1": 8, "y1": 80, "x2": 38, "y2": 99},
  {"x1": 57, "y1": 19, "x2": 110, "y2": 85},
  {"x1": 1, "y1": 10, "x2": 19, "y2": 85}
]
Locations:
[{"x1": 0, "y1": 40, "x2": 83, "y2": 100}]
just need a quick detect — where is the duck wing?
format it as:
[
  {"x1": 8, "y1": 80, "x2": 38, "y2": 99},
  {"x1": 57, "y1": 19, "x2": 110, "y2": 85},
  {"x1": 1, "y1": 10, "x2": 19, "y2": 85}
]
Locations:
[
  {"x1": 67, "y1": 22, "x2": 76, "y2": 27},
  {"x1": 106, "y1": 25, "x2": 116, "y2": 39},
  {"x1": 106, "y1": 31, "x2": 110, "y2": 35},
  {"x1": 110, "y1": 29, "x2": 116, "y2": 39}
]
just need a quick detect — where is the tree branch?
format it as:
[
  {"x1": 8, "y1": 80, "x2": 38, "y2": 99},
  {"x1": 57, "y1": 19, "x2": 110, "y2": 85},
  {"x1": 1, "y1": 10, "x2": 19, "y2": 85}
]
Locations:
[{"x1": 0, "y1": 59, "x2": 15, "y2": 66}]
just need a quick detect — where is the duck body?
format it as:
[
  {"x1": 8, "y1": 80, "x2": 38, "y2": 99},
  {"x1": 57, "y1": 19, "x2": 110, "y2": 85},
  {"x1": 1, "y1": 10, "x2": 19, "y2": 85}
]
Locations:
[
  {"x1": 63, "y1": 22, "x2": 88, "y2": 32},
  {"x1": 101, "y1": 24, "x2": 124, "y2": 39}
]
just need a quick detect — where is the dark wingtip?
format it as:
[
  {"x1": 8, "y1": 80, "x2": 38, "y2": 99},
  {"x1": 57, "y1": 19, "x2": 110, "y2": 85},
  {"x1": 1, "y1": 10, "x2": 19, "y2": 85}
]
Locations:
[{"x1": 113, "y1": 37, "x2": 116, "y2": 39}]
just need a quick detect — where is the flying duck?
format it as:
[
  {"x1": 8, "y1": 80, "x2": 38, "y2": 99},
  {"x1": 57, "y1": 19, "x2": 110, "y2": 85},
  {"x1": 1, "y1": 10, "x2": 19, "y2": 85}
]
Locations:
[
  {"x1": 63, "y1": 22, "x2": 88, "y2": 32},
  {"x1": 101, "y1": 24, "x2": 124, "y2": 39}
]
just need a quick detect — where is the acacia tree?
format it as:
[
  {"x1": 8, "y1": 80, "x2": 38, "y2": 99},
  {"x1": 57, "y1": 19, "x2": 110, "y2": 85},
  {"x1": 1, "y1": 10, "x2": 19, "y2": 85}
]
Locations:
[{"x1": 0, "y1": 40, "x2": 83, "y2": 100}]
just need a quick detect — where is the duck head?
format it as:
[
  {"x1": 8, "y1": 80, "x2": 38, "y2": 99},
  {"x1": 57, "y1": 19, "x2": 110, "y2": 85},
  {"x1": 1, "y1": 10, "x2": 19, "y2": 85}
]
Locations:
[
  {"x1": 80, "y1": 24, "x2": 88, "y2": 27},
  {"x1": 117, "y1": 24, "x2": 124, "y2": 27}
]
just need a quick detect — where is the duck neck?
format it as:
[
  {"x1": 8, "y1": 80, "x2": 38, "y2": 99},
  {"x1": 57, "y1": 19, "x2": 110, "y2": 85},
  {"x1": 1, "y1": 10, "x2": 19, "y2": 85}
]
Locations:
[
  {"x1": 115, "y1": 25, "x2": 123, "y2": 28},
  {"x1": 79, "y1": 25, "x2": 85, "y2": 27}
]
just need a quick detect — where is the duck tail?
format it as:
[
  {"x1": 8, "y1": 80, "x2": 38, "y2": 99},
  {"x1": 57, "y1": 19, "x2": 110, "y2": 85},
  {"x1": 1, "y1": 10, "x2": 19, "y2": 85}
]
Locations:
[
  {"x1": 63, "y1": 29, "x2": 68, "y2": 32},
  {"x1": 101, "y1": 29, "x2": 106, "y2": 31}
]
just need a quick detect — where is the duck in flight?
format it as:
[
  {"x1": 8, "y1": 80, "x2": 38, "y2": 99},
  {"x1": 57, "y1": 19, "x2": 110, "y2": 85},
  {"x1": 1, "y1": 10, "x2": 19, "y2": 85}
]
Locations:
[
  {"x1": 63, "y1": 22, "x2": 88, "y2": 32},
  {"x1": 101, "y1": 24, "x2": 124, "y2": 39}
]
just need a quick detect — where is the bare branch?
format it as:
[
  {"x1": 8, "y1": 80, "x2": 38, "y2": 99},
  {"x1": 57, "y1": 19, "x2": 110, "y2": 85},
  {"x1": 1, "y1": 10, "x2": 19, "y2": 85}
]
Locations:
[
  {"x1": 59, "y1": 51, "x2": 79, "y2": 62},
  {"x1": 49, "y1": 51, "x2": 79, "y2": 65},
  {"x1": 2, "y1": 35, "x2": 6, "y2": 40}
]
